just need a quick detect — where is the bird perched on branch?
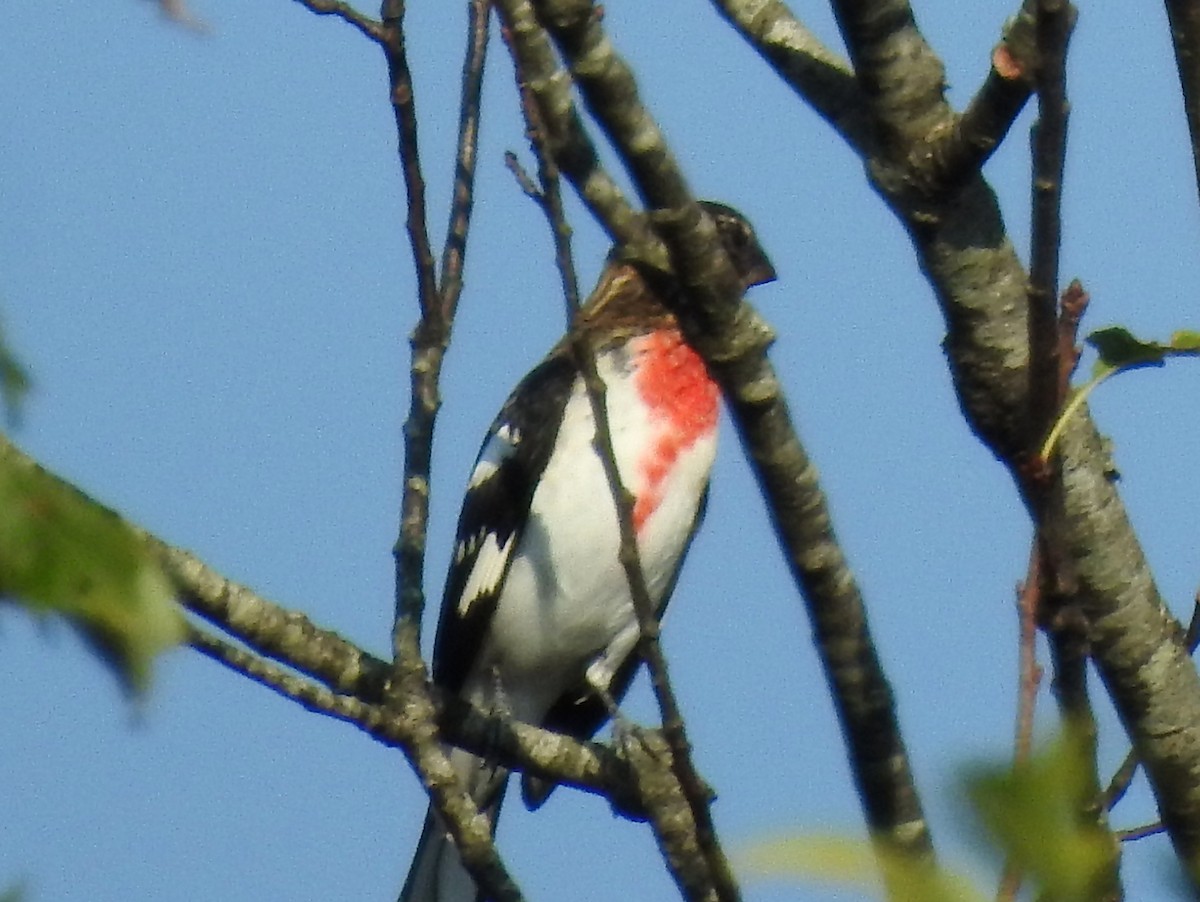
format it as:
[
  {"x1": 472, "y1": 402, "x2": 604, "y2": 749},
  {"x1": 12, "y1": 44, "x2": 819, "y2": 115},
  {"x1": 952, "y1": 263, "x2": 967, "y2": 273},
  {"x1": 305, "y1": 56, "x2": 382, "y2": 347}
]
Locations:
[{"x1": 401, "y1": 202, "x2": 775, "y2": 902}]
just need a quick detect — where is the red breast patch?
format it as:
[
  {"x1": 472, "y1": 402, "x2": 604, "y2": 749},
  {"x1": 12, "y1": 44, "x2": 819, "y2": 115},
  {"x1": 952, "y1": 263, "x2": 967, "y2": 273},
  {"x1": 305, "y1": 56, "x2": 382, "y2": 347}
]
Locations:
[{"x1": 631, "y1": 329, "x2": 718, "y2": 531}]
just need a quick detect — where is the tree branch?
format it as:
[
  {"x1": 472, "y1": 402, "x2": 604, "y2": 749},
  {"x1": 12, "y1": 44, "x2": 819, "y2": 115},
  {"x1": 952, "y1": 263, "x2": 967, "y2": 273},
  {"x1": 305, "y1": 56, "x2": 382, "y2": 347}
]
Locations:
[
  {"x1": 707, "y1": 0, "x2": 1200, "y2": 884},
  {"x1": 497, "y1": 0, "x2": 654, "y2": 250},
  {"x1": 292, "y1": 0, "x2": 387, "y2": 43},
  {"x1": 1165, "y1": 0, "x2": 1200, "y2": 209},
  {"x1": 380, "y1": 0, "x2": 442, "y2": 652},
  {"x1": 187, "y1": 620, "x2": 646, "y2": 810},
  {"x1": 707, "y1": 0, "x2": 871, "y2": 150},
  {"x1": 503, "y1": 34, "x2": 735, "y2": 902},
  {"x1": 523, "y1": 0, "x2": 937, "y2": 882},
  {"x1": 0, "y1": 429, "x2": 642, "y2": 819},
  {"x1": 1025, "y1": 0, "x2": 1072, "y2": 452},
  {"x1": 911, "y1": 1, "x2": 1037, "y2": 195},
  {"x1": 826, "y1": 0, "x2": 950, "y2": 149}
]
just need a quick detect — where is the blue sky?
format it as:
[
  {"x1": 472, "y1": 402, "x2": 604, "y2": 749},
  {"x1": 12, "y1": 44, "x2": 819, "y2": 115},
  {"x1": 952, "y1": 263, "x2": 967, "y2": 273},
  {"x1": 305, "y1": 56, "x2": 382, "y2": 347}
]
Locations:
[{"x1": 3, "y1": 1, "x2": 1199, "y2": 900}]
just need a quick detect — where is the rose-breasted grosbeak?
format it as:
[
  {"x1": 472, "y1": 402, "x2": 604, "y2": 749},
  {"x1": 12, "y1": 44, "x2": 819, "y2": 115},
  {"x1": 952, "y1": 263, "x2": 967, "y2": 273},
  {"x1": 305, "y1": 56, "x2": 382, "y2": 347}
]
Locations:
[{"x1": 401, "y1": 203, "x2": 775, "y2": 902}]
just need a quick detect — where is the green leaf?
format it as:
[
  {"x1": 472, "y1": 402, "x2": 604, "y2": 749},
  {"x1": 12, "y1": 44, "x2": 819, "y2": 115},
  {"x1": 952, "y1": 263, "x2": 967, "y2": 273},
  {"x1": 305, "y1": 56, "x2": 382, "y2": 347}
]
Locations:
[
  {"x1": 1043, "y1": 323, "x2": 1200, "y2": 460},
  {"x1": 0, "y1": 316, "x2": 31, "y2": 427},
  {"x1": 0, "y1": 442, "x2": 184, "y2": 693},
  {"x1": 1169, "y1": 329, "x2": 1200, "y2": 352},
  {"x1": 739, "y1": 833, "x2": 985, "y2": 902},
  {"x1": 965, "y1": 728, "x2": 1114, "y2": 902},
  {"x1": 1086, "y1": 326, "x2": 1168, "y2": 378},
  {"x1": 0, "y1": 883, "x2": 25, "y2": 902}
]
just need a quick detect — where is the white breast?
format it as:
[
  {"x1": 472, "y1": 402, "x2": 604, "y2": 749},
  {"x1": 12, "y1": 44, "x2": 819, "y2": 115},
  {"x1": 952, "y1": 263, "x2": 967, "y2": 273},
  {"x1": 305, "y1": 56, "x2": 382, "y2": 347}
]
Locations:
[{"x1": 465, "y1": 343, "x2": 716, "y2": 723}]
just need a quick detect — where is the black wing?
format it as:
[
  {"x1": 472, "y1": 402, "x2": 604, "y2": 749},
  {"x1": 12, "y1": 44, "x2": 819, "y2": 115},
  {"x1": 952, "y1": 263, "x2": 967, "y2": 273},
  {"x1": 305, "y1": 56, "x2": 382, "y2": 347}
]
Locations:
[{"x1": 432, "y1": 351, "x2": 578, "y2": 694}]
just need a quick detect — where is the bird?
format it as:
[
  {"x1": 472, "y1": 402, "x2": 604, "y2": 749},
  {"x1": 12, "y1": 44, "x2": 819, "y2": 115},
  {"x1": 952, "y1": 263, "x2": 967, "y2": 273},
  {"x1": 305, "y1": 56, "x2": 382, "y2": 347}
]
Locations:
[{"x1": 401, "y1": 202, "x2": 775, "y2": 902}]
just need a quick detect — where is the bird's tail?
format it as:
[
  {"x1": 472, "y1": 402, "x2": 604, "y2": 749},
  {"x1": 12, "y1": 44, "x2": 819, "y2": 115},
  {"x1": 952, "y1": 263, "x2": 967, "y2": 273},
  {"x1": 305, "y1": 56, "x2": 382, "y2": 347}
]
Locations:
[{"x1": 399, "y1": 748, "x2": 509, "y2": 902}]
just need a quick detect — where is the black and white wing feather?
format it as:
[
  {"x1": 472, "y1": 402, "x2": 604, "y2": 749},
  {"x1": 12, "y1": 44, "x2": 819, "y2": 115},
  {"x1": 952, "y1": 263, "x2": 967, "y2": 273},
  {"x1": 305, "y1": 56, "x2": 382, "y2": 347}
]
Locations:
[{"x1": 433, "y1": 352, "x2": 578, "y2": 694}]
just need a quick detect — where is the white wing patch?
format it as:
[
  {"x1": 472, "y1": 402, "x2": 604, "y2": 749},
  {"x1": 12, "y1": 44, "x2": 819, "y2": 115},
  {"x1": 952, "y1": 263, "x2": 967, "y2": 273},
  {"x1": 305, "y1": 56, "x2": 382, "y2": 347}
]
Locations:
[
  {"x1": 467, "y1": 422, "x2": 521, "y2": 489},
  {"x1": 457, "y1": 531, "x2": 517, "y2": 616}
]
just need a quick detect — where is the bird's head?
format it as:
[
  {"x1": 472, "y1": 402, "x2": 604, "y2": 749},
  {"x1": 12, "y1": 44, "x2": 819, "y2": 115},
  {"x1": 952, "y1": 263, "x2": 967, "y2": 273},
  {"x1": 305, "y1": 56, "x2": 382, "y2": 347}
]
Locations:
[
  {"x1": 612, "y1": 201, "x2": 776, "y2": 292},
  {"x1": 697, "y1": 200, "x2": 777, "y2": 290}
]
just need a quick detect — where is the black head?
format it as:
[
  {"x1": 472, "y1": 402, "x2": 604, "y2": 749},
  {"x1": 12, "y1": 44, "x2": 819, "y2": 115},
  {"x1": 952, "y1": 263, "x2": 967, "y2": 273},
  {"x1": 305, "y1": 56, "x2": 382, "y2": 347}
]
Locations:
[{"x1": 699, "y1": 200, "x2": 777, "y2": 289}]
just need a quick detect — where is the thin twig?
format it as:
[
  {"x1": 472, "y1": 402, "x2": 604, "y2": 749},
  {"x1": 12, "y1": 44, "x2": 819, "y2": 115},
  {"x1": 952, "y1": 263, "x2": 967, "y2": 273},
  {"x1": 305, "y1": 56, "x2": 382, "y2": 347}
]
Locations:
[
  {"x1": 292, "y1": 0, "x2": 387, "y2": 43},
  {"x1": 1117, "y1": 822, "x2": 1167, "y2": 843},
  {"x1": 1021, "y1": 9, "x2": 1120, "y2": 896},
  {"x1": 1025, "y1": 0, "x2": 1073, "y2": 454},
  {"x1": 439, "y1": 0, "x2": 491, "y2": 310},
  {"x1": 188, "y1": 622, "x2": 383, "y2": 726},
  {"x1": 188, "y1": 619, "x2": 641, "y2": 807},
  {"x1": 517, "y1": 6, "x2": 748, "y2": 898},
  {"x1": 376, "y1": 5, "x2": 518, "y2": 900},
  {"x1": 382, "y1": 0, "x2": 442, "y2": 653},
  {"x1": 1015, "y1": 548, "x2": 1045, "y2": 764},
  {"x1": 996, "y1": 546, "x2": 1044, "y2": 902}
]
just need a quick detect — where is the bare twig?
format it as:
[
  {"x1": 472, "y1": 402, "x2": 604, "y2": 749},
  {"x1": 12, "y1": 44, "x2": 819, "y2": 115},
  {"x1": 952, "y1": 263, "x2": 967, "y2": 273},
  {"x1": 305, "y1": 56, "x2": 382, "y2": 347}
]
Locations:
[
  {"x1": 188, "y1": 620, "x2": 643, "y2": 808},
  {"x1": 292, "y1": 0, "x2": 387, "y2": 43},
  {"x1": 439, "y1": 0, "x2": 491, "y2": 309},
  {"x1": 1014, "y1": 548, "x2": 1045, "y2": 765},
  {"x1": 1016, "y1": 7, "x2": 1119, "y2": 895},
  {"x1": 996, "y1": 548, "x2": 1045, "y2": 902},
  {"x1": 1025, "y1": 0, "x2": 1074, "y2": 453},
  {"x1": 188, "y1": 622, "x2": 382, "y2": 723},
  {"x1": 375, "y1": 5, "x2": 520, "y2": 899},
  {"x1": 1117, "y1": 822, "x2": 1167, "y2": 843},
  {"x1": 381, "y1": 0, "x2": 442, "y2": 651}
]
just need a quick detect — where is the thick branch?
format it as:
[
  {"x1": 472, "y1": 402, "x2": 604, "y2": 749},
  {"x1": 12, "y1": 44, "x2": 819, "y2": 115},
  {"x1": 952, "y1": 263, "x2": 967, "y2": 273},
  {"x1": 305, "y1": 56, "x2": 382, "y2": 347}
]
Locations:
[
  {"x1": 715, "y1": 0, "x2": 1035, "y2": 202},
  {"x1": 827, "y1": 0, "x2": 950, "y2": 150},
  {"x1": 497, "y1": 0, "x2": 653, "y2": 249},
  {"x1": 708, "y1": 0, "x2": 870, "y2": 150},
  {"x1": 1056, "y1": 412, "x2": 1200, "y2": 883},
  {"x1": 707, "y1": 0, "x2": 1200, "y2": 882},
  {"x1": 526, "y1": 0, "x2": 936, "y2": 877}
]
